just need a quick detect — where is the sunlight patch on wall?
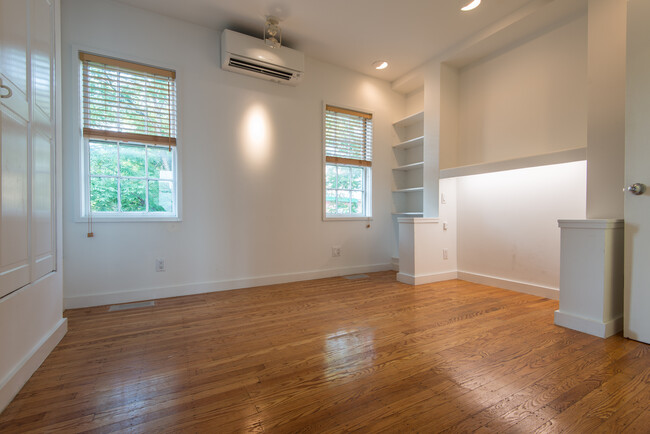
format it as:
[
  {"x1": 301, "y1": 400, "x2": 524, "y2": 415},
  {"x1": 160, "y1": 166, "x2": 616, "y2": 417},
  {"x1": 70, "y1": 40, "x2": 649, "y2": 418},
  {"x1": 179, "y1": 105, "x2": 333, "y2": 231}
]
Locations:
[{"x1": 240, "y1": 104, "x2": 273, "y2": 169}]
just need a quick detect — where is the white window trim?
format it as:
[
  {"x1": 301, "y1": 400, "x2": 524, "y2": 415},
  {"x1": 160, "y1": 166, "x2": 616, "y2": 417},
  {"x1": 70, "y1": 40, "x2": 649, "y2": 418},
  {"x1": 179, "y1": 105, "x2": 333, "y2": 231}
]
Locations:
[
  {"x1": 71, "y1": 45, "x2": 182, "y2": 223},
  {"x1": 322, "y1": 102, "x2": 374, "y2": 221}
]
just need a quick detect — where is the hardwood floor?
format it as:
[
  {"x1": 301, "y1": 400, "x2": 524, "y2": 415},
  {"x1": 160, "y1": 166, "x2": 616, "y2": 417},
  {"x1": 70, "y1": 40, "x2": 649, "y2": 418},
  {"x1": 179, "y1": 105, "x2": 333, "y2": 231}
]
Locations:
[{"x1": 0, "y1": 272, "x2": 648, "y2": 433}]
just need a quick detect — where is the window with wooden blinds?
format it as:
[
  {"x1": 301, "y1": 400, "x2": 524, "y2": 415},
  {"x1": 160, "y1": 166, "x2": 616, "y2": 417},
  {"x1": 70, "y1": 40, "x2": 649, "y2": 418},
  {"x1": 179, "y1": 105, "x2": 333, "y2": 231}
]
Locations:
[
  {"x1": 325, "y1": 105, "x2": 372, "y2": 167},
  {"x1": 80, "y1": 52, "x2": 177, "y2": 147}
]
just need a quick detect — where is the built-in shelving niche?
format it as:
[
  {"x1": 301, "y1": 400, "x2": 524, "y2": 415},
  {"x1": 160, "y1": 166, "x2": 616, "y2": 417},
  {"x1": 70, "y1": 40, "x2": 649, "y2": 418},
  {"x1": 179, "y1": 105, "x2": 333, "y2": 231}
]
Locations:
[{"x1": 392, "y1": 111, "x2": 424, "y2": 216}]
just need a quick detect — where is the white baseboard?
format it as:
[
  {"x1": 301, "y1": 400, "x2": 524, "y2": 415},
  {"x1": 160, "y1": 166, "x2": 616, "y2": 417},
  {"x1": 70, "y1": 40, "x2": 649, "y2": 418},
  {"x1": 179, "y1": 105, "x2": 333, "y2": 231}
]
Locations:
[
  {"x1": 0, "y1": 318, "x2": 67, "y2": 413},
  {"x1": 64, "y1": 263, "x2": 394, "y2": 308},
  {"x1": 554, "y1": 310, "x2": 623, "y2": 338},
  {"x1": 397, "y1": 271, "x2": 458, "y2": 285},
  {"x1": 391, "y1": 257, "x2": 399, "y2": 271},
  {"x1": 457, "y1": 271, "x2": 559, "y2": 300}
]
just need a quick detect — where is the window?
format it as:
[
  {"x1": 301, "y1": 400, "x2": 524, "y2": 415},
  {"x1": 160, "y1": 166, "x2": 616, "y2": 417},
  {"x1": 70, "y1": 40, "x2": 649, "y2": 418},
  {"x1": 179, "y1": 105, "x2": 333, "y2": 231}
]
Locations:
[
  {"x1": 88, "y1": 140, "x2": 174, "y2": 213},
  {"x1": 79, "y1": 52, "x2": 178, "y2": 218},
  {"x1": 324, "y1": 105, "x2": 373, "y2": 218}
]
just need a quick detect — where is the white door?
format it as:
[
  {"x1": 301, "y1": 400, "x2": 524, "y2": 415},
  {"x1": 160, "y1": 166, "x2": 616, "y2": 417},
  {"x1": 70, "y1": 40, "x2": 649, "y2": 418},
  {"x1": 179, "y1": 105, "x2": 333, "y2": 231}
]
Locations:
[
  {"x1": 624, "y1": 0, "x2": 650, "y2": 344},
  {"x1": 0, "y1": 0, "x2": 54, "y2": 298},
  {"x1": 0, "y1": 1, "x2": 31, "y2": 297}
]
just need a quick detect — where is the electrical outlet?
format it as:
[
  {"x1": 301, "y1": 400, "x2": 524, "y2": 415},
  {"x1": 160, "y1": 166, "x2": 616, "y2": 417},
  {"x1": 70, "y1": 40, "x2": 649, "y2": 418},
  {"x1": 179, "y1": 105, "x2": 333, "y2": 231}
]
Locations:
[
  {"x1": 332, "y1": 246, "x2": 341, "y2": 257},
  {"x1": 155, "y1": 258, "x2": 166, "y2": 272},
  {"x1": 443, "y1": 249, "x2": 448, "y2": 260}
]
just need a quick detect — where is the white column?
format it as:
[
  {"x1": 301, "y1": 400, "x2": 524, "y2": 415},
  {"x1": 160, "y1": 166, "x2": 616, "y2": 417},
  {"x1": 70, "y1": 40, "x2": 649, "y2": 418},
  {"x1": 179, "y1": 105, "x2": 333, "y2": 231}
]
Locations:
[
  {"x1": 586, "y1": 0, "x2": 627, "y2": 219},
  {"x1": 555, "y1": 219, "x2": 624, "y2": 338}
]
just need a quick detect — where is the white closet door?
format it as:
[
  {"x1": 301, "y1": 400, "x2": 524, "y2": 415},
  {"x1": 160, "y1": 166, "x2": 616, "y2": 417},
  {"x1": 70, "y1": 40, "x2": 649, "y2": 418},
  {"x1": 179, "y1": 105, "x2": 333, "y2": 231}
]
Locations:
[
  {"x1": 0, "y1": 110, "x2": 30, "y2": 297},
  {"x1": 31, "y1": 0, "x2": 52, "y2": 129},
  {"x1": 0, "y1": 1, "x2": 30, "y2": 297},
  {"x1": 30, "y1": 0, "x2": 55, "y2": 280},
  {"x1": 0, "y1": 0, "x2": 29, "y2": 117},
  {"x1": 31, "y1": 130, "x2": 54, "y2": 279}
]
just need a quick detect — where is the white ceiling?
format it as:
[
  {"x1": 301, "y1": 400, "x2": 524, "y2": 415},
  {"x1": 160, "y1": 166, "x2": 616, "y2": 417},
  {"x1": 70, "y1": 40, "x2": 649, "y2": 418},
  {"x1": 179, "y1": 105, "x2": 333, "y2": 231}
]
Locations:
[{"x1": 113, "y1": 0, "x2": 563, "y2": 83}]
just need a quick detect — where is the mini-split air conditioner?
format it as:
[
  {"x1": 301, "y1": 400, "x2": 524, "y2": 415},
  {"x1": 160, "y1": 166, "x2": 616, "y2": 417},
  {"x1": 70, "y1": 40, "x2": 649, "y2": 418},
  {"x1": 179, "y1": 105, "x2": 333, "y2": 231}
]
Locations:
[{"x1": 221, "y1": 29, "x2": 304, "y2": 86}]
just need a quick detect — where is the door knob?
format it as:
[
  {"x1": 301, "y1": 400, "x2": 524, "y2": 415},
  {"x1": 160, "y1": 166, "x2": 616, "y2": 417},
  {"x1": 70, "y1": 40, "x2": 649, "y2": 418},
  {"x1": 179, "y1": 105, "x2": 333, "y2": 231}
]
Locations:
[{"x1": 627, "y1": 183, "x2": 646, "y2": 195}]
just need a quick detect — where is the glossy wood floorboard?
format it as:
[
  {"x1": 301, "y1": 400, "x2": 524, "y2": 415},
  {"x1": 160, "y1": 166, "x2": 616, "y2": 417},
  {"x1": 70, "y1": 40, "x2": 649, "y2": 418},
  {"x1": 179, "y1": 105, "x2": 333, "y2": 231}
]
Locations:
[{"x1": 1, "y1": 271, "x2": 648, "y2": 433}]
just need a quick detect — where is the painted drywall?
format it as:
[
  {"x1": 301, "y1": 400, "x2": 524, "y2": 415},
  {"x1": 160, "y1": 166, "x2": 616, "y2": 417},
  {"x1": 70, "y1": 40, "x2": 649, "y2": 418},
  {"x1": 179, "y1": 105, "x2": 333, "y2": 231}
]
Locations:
[
  {"x1": 422, "y1": 61, "x2": 442, "y2": 218},
  {"x1": 415, "y1": 177, "x2": 457, "y2": 276},
  {"x1": 61, "y1": 0, "x2": 405, "y2": 307},
  {"x1": 405, "y1": 88, "x2": 424, "y2": 115},
  {"x1": 456, "y1": 161, "x2": 587, "y2": 291},
  {"x1": 439, "y1": 64, "x2": 459, "y2": 170},
  {"x1": 438, "y1": 177, "x2": 457, "y2": 274},
  {"x1": 456, "y1": 15, "x2": 587, "y2": 167},
  {"x1": 585, "y1": 0, "x2": 626, "y2": 219},
  {"x1": 0, "y1": 0, "x2": 65, "y2": 412}
]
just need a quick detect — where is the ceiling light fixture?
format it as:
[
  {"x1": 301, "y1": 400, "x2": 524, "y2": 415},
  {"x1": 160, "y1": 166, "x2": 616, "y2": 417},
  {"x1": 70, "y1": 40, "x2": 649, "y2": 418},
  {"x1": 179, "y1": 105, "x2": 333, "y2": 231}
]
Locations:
[
  {"x1": 372, "y1": 60, "x2": 388, "y2": 70},
  {"x1": 461, "y1": 0, "x2": 481, "y2": 11},
  {"x1": 264, "y1": 16, "x2": 282, "y2": 48}
]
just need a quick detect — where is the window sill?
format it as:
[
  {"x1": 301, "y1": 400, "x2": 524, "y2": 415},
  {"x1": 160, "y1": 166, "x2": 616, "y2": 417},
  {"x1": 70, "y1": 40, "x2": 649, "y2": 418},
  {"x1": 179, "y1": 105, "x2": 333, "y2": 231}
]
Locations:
[
  {"x1": 323, "y1": 216, "x2": 373, "y2": 222},
  {"x1": 75, "y1": 216, "x2": 181, "y2": 223}
]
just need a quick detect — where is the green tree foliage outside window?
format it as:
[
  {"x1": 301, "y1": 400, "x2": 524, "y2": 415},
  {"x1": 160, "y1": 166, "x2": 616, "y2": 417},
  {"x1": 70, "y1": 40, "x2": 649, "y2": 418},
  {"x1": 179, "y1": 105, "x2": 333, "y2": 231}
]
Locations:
[
  {"x1": 325, "y1": 164, "x2": 365, "y2": 216},
  {"x1": 89, "y1": 140, "x2": 174, "y2": 214}
]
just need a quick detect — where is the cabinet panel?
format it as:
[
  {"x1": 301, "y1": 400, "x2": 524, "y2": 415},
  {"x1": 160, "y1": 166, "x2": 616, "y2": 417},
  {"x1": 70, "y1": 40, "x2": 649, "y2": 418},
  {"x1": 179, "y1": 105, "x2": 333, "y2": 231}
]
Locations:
[
  {"x1": 32, "y1": 130, "x2": 54, "y2": 279},
  {"x1": 0, "y1": 107, "x2": 30, "y2": 297},
  {"x1": 31, "y1": 0, "x2": 53, "y2": 130},
  {"x1": 1, "y1": 0, "x2": 55, "y2": 295},
  {"x1": 0, "y1": 0, "x2": 29, "y2": 119},
  {"x1": 30, "y1": 0, "x2": 55, "y2": 280}
]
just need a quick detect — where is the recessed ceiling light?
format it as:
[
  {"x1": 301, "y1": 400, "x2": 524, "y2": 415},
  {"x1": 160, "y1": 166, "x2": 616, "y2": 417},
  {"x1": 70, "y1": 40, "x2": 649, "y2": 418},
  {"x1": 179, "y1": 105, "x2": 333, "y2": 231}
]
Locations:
[
  {"x1": 461, "y1": 0, "x2": 481, "y2": 11},
  {"x1": 372, "y1": 60, "x2": 388, "y2": 70}
]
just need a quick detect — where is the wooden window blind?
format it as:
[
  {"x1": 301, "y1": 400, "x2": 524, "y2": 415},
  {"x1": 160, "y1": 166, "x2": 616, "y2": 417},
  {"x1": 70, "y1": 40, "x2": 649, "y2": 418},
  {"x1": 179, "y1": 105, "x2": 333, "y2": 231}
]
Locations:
[
  {"x1": 325, "y1": 105, "x2": 372, "y2": 167},
  {"x1": 80, "y1": 52, "x2": 177, "y2": 147}
]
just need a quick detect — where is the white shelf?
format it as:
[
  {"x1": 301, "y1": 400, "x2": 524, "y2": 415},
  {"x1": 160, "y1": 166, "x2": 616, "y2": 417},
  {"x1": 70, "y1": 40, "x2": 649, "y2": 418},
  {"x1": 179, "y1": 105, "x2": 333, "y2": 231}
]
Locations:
[
  {"x1": 392, "y1": 111, "x2": 424, "y2": 129},
  {"x1": 392, "y1": 212, "x2": 424, "y2": 216},
  {"x1": 439, "y1": 147, "x2": 587, "y2": 179},
  {"x1": 393, "y1": 161, "x2": 424, "y2": 171},
  {"x1": 393, "y1": 136, "x2": 424, "y2": 150},
  {"x1": 392, "y1": 187, "x2": 424, "y2": 193},
  {"x1": 392, "y1": 111, "x2": 424, "y2": 220}
]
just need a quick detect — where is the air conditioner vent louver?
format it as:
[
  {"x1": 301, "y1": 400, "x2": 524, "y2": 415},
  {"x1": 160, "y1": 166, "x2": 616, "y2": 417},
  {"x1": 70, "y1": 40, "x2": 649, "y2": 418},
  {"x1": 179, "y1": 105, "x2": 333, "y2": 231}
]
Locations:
[
  {"x1": 221, "y1": 29, "x2": 304, "y2": 86},
  {"x1": 228, "y1": 58, "x2": 293, "y2": 81}
]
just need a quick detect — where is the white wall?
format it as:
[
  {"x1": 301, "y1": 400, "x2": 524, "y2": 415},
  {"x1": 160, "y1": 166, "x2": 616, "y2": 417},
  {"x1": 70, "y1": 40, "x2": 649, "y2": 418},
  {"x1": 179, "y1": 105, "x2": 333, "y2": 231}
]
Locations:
[
  {"x1": 456, "y1": 15, "x2": 587, "y2": 167},
  {"x1": 434, "y1": 177, "x2": 457, "y2": 273},
  {"x1": 585, "y1": 0, "x2": 626, "y2": 219},
  {"x1": 405, "y1": 88, "x2": 424, "y2": 115},
  {"x1": 61, "y1": 0, "x2": 405, "y2": 307},
  {"x1": 440, "y1": 64, "x2": 459, "y2": 170},
  {"x1": 423, "y1": 61, "x2": 442, "y2": 218},
  {"x1": 456, "y1": 161, "x2": 587, "y2": 294}
]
